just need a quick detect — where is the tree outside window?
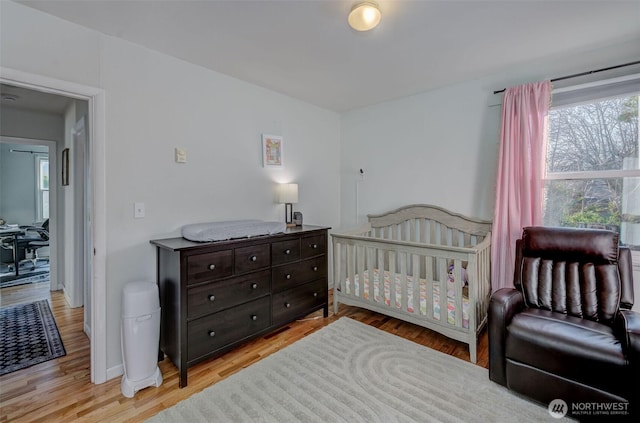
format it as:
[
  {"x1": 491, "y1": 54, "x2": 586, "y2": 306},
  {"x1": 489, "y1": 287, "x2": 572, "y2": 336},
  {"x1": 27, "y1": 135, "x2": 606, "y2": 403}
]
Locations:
[{"x1": 544, "y1": 92, "x2": 639, "y2": 247}]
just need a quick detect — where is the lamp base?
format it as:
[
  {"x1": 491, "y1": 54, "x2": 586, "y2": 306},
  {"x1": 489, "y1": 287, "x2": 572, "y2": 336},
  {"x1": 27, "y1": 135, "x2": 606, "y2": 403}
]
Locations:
[{"x1": 285, "y1": 203, "x2": 294, "y2": 226}]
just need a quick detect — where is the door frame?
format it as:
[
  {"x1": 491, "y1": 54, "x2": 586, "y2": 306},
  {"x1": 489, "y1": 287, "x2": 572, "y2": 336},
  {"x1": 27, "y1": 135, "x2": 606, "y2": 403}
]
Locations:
[{"x1": 1, "y1": 67, "x2": 108, "y2": 384}]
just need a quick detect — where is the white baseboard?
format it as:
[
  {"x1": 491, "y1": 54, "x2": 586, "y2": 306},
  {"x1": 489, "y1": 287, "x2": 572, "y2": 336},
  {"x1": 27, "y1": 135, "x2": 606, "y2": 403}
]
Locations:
[
  {"x1": 63, "y1": 287, "x2": 72, "y2": 309},
  {"x1": 106, "y1": 363, "x2": 124, "y2": 381}
]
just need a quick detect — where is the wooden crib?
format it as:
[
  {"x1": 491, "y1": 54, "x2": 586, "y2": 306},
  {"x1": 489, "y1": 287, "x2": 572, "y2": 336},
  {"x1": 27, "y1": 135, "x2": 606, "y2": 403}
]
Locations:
[{"x1": 331, "y1": 204, "x2": 492, "y2": 363}]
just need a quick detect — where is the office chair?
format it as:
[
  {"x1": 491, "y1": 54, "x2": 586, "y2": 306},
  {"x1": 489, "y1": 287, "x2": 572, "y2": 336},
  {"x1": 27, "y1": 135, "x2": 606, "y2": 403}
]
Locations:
[{"x1": 18, "y1": 219, "x2": 50, "y2": 269}]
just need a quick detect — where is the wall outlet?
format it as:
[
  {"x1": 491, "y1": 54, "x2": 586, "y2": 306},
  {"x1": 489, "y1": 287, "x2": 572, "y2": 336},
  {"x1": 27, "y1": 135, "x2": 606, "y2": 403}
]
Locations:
[{"x1": 134, "y1": 202, "x2": 145, "y2": 218}]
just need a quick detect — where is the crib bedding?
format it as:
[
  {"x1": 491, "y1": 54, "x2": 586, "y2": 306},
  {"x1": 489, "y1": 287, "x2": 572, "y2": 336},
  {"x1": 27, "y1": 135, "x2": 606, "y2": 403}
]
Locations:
[{"x1": 343, "y1": 268, "x2": 470, "y2": 328}]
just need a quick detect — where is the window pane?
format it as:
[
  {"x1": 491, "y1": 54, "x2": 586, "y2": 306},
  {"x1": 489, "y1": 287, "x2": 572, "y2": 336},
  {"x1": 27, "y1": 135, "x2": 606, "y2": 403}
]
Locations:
[
  {"x1": 543, "y1": 177, "x2": 640, "y2": 247},
  {"x1": 42, "y1": 190, "x2": 49, "y2": 219},
  {"x1": 40, "y1": 159, "x2": 49, "y2": 190},
  {"x1": 546, "y1": 96, "x2": 639, "y2": 173}
]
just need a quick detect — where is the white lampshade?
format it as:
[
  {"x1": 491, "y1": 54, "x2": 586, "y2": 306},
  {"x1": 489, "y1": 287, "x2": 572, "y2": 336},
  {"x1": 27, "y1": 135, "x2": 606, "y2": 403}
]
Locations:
[
  {"x1": 277, "y1": 183, "x2": 298, "y2": 204},
  {"x1": 348, "y1": 2, "x2": 381, "y2": 31}
]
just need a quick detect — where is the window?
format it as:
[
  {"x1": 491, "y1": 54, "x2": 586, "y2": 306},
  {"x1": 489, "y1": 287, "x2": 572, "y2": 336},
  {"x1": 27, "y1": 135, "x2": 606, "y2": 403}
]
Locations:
[
  {"x1": 543, "y1": 75, "x2": 640, "y2": 247},
  {"x1": 36, "y1": 154, "x2": 49, "y2": 220}
]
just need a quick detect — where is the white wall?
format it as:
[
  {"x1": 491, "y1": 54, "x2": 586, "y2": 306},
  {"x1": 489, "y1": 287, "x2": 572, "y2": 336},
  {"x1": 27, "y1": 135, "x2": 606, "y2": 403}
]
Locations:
[
  {"x1": 1, "y1": 1, "x2": 341, "y2": 374},
  {"x1": 0, "y1": 106, "x2": 63, "y2": 224},
  {"x1": 0, "y1": 141, "x2": 48, "y2": 225},
  {"x1": 340, "y1": 39, "x2": 640, "y2": 229}
]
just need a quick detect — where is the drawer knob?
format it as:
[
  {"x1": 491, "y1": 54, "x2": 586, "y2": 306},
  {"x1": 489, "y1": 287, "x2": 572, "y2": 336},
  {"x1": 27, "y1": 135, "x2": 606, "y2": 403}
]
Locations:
[
  {"x1": 286, "y1": 274, "x2": 291, "y2": 280},
  {"x1": 312, "y1": 266, "x2": 318, "y2": 271},
  {"x1": 250, "y1": 255, "x2": 257, "y2": 262},
  {"x1": 251, "y1": 314, "x2": 258, "y2": 321},
  {"x1": 208, "y1": 295, "x2": 216, "y2": 302},
  {"x1": 311, "y1": 244, "x2": 318, "y2": 249},
  {"x1": 208, "y1": 264, "x2": 216, "y2": 270},
  {"x1": 284, "y1": 249, "x2": 291, "y2": 255},
  {"x1": 208, "y1": 330, "x2": 216, "y2": 337},
  {"x1": 251, "y1": 283, "x2": 258, "y2": 289},
  {"x1": 313, "y1": 292, "x2": 318, "y2": 297},
  {"x1": 285, "y1": 302, "x2": 291, "y2": 308}
]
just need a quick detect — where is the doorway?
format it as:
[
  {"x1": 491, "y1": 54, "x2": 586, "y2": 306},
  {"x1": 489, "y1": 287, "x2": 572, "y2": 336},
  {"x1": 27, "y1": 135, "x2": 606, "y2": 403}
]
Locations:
[
  {"x1": 0, "y1": 137, "x2": 57, "y2": 291},
  {"x1": 0, "y1": 68, "x2": 107, "y2": 384}
]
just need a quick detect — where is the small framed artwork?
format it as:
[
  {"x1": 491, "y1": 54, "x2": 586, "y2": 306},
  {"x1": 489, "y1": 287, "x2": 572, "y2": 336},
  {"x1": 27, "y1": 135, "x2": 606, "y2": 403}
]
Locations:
[
  {"x1": 62, "y1": 148, "x2": 70, "y2": 186},
  {"x1": 262, "y1": 134, "x2": 283, "y2": 168}
]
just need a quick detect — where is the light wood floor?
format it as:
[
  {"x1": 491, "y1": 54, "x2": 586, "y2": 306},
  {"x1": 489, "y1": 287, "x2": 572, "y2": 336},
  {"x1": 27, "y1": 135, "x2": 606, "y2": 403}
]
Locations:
[{"x1": 0, "y1": 284, "x2": 489, "y2": 422}]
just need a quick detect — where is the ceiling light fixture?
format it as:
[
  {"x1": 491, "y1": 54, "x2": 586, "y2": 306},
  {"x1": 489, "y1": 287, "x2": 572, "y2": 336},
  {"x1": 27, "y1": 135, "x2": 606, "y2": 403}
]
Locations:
[{"x1": 348, "y1": 2, "x2": 381, "y2": 32}]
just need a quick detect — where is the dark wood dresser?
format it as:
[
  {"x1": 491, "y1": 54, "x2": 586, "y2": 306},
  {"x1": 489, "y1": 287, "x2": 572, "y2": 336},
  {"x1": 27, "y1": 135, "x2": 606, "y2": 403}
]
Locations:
[{"x1": 150, "y1": 225, "x2": 330, "y2": 387}]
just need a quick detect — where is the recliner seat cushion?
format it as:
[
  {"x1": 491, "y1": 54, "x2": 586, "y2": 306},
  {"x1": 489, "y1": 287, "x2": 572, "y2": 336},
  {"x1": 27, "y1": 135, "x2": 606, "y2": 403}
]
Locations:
[{"x1": 506, "y1": 309, "x2": 627, "y2": 396}]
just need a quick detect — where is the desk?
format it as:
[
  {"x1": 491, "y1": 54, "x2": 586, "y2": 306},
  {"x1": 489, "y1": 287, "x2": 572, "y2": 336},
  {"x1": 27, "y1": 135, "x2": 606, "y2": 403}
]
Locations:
[{"x1": 0, "y1": 226, "x2": 24, "y2": 276}]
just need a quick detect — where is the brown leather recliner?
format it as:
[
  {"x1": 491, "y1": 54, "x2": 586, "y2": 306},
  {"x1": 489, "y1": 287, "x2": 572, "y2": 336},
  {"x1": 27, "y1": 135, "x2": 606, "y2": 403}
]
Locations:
[{"x1": 489, "y1": 226, "x2": 639, "y2": 421}]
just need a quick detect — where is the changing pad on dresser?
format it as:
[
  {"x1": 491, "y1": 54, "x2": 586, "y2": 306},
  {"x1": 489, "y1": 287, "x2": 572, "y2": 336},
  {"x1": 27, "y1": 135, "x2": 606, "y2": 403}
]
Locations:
[{"x1": 181, "y1": 219, "x2": 286, "y2": 242}]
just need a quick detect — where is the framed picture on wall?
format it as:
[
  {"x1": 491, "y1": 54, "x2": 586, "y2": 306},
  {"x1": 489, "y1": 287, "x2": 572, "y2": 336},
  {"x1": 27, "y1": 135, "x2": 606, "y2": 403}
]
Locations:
[
  {"x1": 62, "y1": 148, "x2": 70, "y2": 186},
  {"x1": 262, "y1": 134, "x2": 283, "y2": 168}
]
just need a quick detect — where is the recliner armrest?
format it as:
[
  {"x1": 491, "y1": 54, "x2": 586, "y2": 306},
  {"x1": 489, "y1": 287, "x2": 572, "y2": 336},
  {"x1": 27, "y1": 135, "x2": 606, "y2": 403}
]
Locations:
[
  {"x1": 617, "y1": 309, "x2": 640, "y2": 412},
  {"x1": 488, "y1": 288, "x2": 524, "y2": 386},
  {"x1": 617, "y1": 309, "x2": 640, "y2": 355}
]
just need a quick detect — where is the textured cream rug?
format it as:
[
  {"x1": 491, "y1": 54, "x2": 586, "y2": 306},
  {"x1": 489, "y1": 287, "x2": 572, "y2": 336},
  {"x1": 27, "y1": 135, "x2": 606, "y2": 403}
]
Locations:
[{"x1": 147, "y1": 317, "x2": 562, "y2": 422}]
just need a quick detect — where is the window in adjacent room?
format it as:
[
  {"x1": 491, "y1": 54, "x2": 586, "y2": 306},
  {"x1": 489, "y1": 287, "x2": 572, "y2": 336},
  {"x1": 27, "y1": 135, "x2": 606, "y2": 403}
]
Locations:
[
  {"x1": 543, "y1": 74, "x2": 640, "y2": 248},
  {"x1": 36, "y1": 154, "x2": 49, "y2": 221}
]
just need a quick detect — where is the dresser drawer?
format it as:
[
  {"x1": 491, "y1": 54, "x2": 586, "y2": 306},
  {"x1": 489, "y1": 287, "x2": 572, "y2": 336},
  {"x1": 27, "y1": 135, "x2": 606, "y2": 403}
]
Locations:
[
  {"x1": 187, "y1": 250, "x2": 233, "y2": 284},
  {"x1": 271, "y1": 238, "x2": 300, "y2": 265},
  {"x1": 272, "y1": 256, "x2": 327, "y2": 292},
  {"x1": 235, "y1": 243, "x2": 270, "y2": 274},
  {"x1": 301, "y1": 233, "x2": 326, "y2": 258},
  {"x1": 187, "y1": 296, "x2": 271, "y2": 361},
  {"x1": 272, "y1": 279, "x2": 327, "y2": 326},
  {"x1": 187, "y1": 270, "x2": 270, "y2": 319}
]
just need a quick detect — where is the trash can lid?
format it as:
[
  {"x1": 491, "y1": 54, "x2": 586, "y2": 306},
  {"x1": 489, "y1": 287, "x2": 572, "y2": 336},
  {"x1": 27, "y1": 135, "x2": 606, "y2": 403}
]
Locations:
[{"x1": 122, "y1": 281, "x2": 159, "y2": 317}]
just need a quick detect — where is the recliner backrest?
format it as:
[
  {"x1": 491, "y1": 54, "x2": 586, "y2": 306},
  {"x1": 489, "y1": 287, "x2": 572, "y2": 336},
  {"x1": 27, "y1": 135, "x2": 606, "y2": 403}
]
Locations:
[{"x1": 515, "y1": 226, "x2": 622, "y2": 325}]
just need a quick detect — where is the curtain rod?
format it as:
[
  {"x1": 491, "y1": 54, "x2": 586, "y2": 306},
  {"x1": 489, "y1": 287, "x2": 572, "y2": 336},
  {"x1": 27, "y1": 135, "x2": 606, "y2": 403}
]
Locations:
[
  {"x1": 492, "y1": 60, "x2": 640, "y2": 95},
  {"x1": 10, "y1": 149, "x2": 48, "y2": 155}
]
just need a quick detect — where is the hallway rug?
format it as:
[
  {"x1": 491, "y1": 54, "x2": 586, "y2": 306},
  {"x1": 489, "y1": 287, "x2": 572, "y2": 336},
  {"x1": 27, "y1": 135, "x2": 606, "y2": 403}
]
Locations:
[
  {"x1": 0, "y1": 299, "x2": 66, "y2": 376},
  {"x1": 147, "y1": 317, "x2": 569, "y2": 422}
]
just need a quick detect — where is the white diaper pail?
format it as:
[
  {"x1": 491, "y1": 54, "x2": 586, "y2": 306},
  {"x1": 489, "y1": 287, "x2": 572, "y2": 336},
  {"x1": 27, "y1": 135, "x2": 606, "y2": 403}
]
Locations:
[{"x1": 121, "y1": 281, "x2": 163, "y2": 398}]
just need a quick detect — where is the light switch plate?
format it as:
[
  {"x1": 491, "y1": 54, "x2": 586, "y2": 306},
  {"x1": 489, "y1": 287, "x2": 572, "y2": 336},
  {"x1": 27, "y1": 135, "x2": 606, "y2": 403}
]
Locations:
[{"x1": 175, "y1": 147, "x2": 187, "y2": 163}]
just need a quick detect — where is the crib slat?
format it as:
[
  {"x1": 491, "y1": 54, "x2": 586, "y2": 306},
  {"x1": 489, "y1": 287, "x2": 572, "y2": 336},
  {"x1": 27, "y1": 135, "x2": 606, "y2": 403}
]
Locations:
[
  {"x1": 377, "y1": 249, "x2": 385, "y2": 305},
  {"x1": 389, "y1": 250, "x2": 396, "y2": 308},
  {"x1": 347, "y1": 244, "x2": 356, "y2": 298},
  {"x1": 438, "y1": 257, "x2": 448, "y2": 325},
  {"x1": 453, "y1": 258, "x2": 463, "y2": 328},
  {"x1": 356, "y1": 244, "x2": 365, "y2": 300},
  {"x1": 425, "y1": 256, "x2": 433, "y2": 319},
  {"x1": 367, "y1": 246, "x2": 374, "y2": 303},
  {"x1": 333, "y1": 239, "x2": 341, "y2": 314},
  {"x1": 412, "y1": 254, "x2": 420, "y2": 316},
  {"x1": 400, "y1": 252, "x2": 408, "y2": 312}
]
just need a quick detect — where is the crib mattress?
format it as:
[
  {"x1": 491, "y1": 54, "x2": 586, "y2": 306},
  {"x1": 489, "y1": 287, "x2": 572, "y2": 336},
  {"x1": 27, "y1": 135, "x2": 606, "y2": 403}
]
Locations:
[{"x1": 344, "y1": 269, "x2": 469, "y2": 328}]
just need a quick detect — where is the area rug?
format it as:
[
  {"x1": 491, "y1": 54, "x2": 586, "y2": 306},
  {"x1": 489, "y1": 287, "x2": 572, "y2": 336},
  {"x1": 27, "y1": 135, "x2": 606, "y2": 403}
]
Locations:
[
  {"x1": 0, "y1": 299, "x2": 66, "y2": 376},
  {"x1": 147, "y1": 317, "x2": 566, "y2": 422}
]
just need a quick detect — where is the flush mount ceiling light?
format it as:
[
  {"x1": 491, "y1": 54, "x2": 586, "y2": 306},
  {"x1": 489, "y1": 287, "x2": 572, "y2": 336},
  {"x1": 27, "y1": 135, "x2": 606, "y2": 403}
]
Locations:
[{"x1": 348, "y1": 2, "x2": 381, "y2": 31}]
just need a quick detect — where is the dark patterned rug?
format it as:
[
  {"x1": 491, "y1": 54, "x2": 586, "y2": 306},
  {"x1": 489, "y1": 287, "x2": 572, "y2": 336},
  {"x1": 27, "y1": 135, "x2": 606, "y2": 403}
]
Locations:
[{"x1": 0, "y1": 300, "x2": 66, "y2": 376}]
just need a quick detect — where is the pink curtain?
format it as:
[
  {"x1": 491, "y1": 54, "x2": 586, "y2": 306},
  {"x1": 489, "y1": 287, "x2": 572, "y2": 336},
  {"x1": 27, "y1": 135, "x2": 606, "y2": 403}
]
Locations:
[{"x1": 491, "y1": 81, "x2": 551, "y2": 291}]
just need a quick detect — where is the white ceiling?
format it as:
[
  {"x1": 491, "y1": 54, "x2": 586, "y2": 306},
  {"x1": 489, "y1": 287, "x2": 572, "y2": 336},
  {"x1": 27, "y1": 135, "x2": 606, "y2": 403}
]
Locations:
[{"x1": 13, "y1": 0, "x2": 640, "y2": 112}]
